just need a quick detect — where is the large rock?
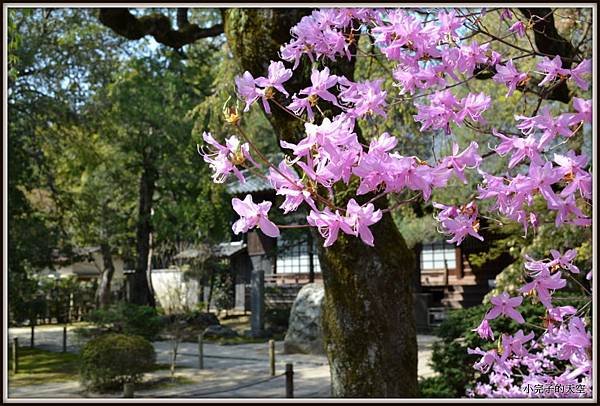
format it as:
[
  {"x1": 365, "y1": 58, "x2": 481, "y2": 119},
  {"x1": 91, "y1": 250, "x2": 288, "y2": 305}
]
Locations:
[{"x1": 283, "y1": 283, "x2": 325, "y2": 355}]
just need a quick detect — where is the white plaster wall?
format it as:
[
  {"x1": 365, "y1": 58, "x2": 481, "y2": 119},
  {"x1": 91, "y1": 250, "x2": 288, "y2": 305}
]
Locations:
[{"x1": 151, "y1": 268, "x2": 200, "y2": 314}]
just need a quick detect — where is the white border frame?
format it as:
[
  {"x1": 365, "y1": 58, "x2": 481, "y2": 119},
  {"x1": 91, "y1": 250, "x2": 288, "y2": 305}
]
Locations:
[{"x1": 2, "y1": 2, "x2": 597, "y2": 403}]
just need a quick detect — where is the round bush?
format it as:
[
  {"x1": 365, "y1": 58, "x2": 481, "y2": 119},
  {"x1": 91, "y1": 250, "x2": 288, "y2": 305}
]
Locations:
[{"x1": 80, "y1": 333, "x2": 156, "y2": 392}]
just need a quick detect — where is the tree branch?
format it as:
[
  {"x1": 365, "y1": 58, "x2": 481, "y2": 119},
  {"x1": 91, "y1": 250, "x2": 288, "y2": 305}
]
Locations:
[
  {"x1": 519, "y1": 8, "x2": 577, "y2": 103},
  {"x1": 98, "y1": 8, "x2": 223, "y2": 49},
  {"x1": 177, "y1": 8, "x2": 190, "y2": 28}
]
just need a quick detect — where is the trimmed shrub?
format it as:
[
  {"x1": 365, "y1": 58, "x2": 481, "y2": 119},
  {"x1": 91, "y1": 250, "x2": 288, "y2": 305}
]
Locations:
[
  {"x1": 80, "y1": 333, "x2": 156, "y2": 392},
  {"x1": 85, "y1": 302, "x2": 164, "y2": 340}
]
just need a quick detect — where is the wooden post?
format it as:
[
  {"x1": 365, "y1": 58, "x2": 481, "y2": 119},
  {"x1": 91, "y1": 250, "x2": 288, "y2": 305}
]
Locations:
[
  {"x1": 30, "y1": 323, "x2": 35, "y2": 348},
  {"x1": 285, "y1": 363, "x2": 294, "y2": 398},
  {"x1": 307, "y1": 231, "x2": 315, "y2": 283},
  {"x1": 198, "y1": 334, "x2": 204, "y2": 369},
  {"x1": 123, "y1": 382, "x2": 134, "y2": 398},
  {"x1": 269, "y1": 339, "x2": 275, "y2": 376},
  {"x1": 12, "y1": 338, "x2": 19, "y2": 374},
  {"x1": 250, "y1": 269, "x2": 265, "y2": 337},
  {"x1": 62, "y1": 326, "x2": 67, "y2": 352}
]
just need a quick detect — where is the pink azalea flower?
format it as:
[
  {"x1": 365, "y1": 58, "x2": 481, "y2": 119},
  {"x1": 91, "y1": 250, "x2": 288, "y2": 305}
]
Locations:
[
  {"x1": 402, "y1": 160, "x2": 436, "y2": 201},
  {"x1": 459, "y1": 41, "x2": 490, "y2": 76},
  {"x1": 234, "y1": 71, "x2": 260, "y2": 112},
  {"x1": 343, "y1": 199, "x2": 383, "y2": 246},
  {"x1": 200, "y1": 132, "x2": 251, "y2": 184},
  {"x1": 569, "y1": 97, "x2": 592, "y2": 125},
  {"x1": 268, "y1": 161, "x2": 315, "y2": 214},
  {"x1": 548, "y1": 249, "x2": 580, "y2": 274},
  {"x1": 560, "y1": 170, "x2": 592, "y2": 201},
  {"x1": 508, "y1": 21, "x2": 526, "y2": 37},
  {"x1": 307, "y1": 207, "x2": 352, "y2": 247},
  {"x1": 433, "y1": 201, "x2": 483, "y2": 245},
  {"x1": 414, "y1": 90, "x2": 460, "y2": 134},
  {"x1": 485, "y1": 292, "x2": 525, "y2": 324},
  {"x1": 519, "y1": 269, "x2": 566, "y2": 308},
  {"x1": 438, "y1": 9, "x2": 463, "y2": 37},
  {"x1": 440, "y1": 141, "x2": 482, "y2": 183},
  {"x1": 473, "y1": 319, "x2": 495, "y2": 340},
  {"x1": 368, "y1": 132, "x2": 397, "y2": 154},
  {"x1": 523, "y1": 162, "x2": 562, "y2": 208},
  {"x1": 537, "y1": 55, "x2": 569, "y2": 87},
  {"x1": 287, "y1": 95, "x2": 315, "y2": 121},
  {"x1": 551, "y1": 194, "x2": 592, "y2": 227},
  {"x1": 443, "y1": 216, "x2": 484, "y2": 245},
  {"x1": 546, "y1": 305, "x2": 577, "y2": 325},
  {"x1": 502, "y1": 330, "x2": 535, "y2": 357},
  {"x1": 516, "y1": 106, "x2": 573, "y2": 149},
  {"x1": 553, "y1": 151, "x2": 589, "y2": 178},
  {"x1": 493, "y1": 59, "x2": 528, "y2": 96},
  {"x1": 255, "y1": 61, "x2": 293, "y2": 95},
  {"x1": 339, "y1": 78, "x2": 387, "y2": 118},
  {"x1": 231, "y1": 194, "x2": 280, "y2": 237},
  {"x1": 300, "y1": 67, "x2": 340, "y2": 106},
  {"x1": 414, "y1": 65, "x2": 447, "y2": 89},
  {"x1": 492, "y1": 130, "x2": 543, "y2": 169},
  {"x1": 467, "y1": 347, "x2": 510, "y2": 375},
  {"x1": 569, "y1": 59, "x2": 591, "y2": 90},
  {"x1": 457, "y1": 92, "x2": 491, "y2": 124},
  {"x1": 499, "y1": 8, "x2": 514, "y2": 21},
  {"x1": 544, "y1": 316, "x2": 591, "y2": 360},
  {"x1": 393, "y1": 66, "x2": 420, "y2": 95},
  {"x1": 254, "y1": 60, "x2": 293, "y2": 114}
]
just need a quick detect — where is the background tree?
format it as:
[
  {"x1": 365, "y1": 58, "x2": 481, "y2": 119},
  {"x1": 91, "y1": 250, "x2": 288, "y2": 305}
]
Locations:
[
  {"x1": 8, "y1": 8, "x2": 231, "y2": 314},
  {"x1": 7, "y1": 8, "x2": 129, "y2": 321}
]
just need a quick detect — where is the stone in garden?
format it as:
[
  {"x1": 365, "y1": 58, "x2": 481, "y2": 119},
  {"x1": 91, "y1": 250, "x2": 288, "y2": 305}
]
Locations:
[
  {"x1": 283, "y1": 283, "x2": 325, "y2": 355},
  {"x1": 186, "y1": 312, "x2": 220, "y2": 329},
  {"x1": 203, "y1": 324, "x2": 238, "y2": 339}
]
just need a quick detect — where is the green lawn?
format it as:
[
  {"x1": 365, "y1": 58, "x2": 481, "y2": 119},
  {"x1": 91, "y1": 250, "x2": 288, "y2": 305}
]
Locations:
[
  {"x1": 8, "y1": 347, "x2": 171, "y2": 389},
  {"x1": 8, "y1": 347, "x2": 80, "y2": 387}
]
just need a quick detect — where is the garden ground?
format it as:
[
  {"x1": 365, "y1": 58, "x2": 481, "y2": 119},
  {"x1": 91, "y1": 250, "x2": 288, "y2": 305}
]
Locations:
[{"x1": 7, "y1": 324, "x2": 438, "y2": 398}]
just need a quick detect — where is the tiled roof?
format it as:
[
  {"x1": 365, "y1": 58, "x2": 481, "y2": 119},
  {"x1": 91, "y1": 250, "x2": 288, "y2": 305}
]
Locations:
[
  {"x1": 225, "y1": 169, "x2": 274, "y2": 195},
  {"x1": 213, "y1": 241, "x2": 247, "y2": 257},
  {"x1": 174, "y1": 241, "x2": 247, "y2": 260}
]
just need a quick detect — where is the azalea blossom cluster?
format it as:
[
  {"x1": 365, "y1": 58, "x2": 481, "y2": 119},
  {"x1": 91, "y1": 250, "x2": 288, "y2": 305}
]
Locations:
[
  {"x1": 469, "y1": 250, "x2": 592, "y2": 398},
  {"x1": 197, "y1": 8, "x2": 593, "y2": 398}
]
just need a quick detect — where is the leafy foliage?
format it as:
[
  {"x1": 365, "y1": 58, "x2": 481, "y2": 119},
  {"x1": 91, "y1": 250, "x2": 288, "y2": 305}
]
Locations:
[
  {"x1": 420, "y1": 290, "x2": 589, "y2": 397},
  {"x1": 85, "y1": 302, "x2": 165, "y2": 341},
  {"x1": 79, "y1": 333, "x2": 156, "y2": 391}
]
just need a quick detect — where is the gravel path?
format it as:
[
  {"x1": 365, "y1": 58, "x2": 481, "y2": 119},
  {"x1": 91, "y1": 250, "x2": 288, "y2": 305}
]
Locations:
[{"x1": 7, "y1": 325, "x2": 438, "y2": 399}]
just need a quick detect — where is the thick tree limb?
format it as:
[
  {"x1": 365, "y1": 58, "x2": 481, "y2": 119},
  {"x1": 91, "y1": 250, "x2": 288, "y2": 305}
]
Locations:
[
  {"x1": 519, "y1": 8, "x2": 577, "y2": 103},
  {"x1": 98, "y1": 8, "x2": 223, "y2": 49}
]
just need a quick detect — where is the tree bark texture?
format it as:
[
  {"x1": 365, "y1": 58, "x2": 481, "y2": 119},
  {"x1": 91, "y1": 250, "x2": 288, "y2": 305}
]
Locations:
[
  {"x1": 131, "y1": 150, "x2": 158, "y2": 307},
  {"x1": 223, "y1": 8, "x2": 418, "y2": 397},
  {"x1": 96, "y1": 242, "x2": 116, "y2": 308},
  {"x1": 518, "y1": 8, "x2": 578, "y2": 103}
]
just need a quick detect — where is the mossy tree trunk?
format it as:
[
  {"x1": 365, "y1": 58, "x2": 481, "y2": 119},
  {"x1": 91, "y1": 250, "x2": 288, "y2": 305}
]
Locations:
[{"x1": 223, "y1": 8, "x2": 418, "y2": 397}]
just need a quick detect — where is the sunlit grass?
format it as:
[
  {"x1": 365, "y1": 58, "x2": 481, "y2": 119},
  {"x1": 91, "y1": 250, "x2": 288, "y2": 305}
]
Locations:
[
  {"x1": 8, "y1": 347, "x2": 80, "y2": 387},
  {"x1": 8, "y1": 346, "x2": 171, "y2": 389}
]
